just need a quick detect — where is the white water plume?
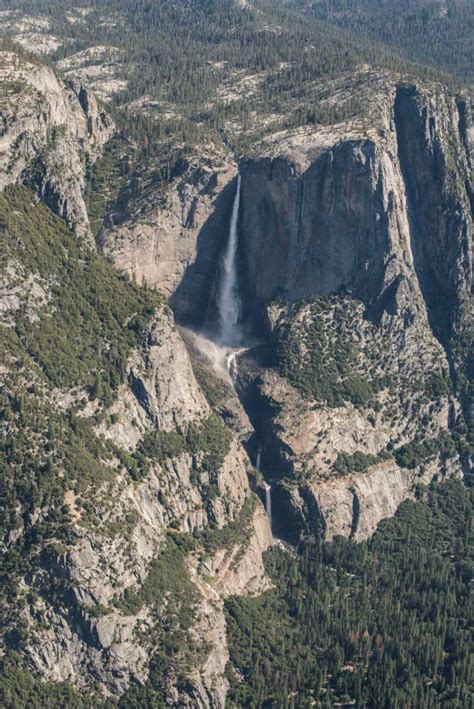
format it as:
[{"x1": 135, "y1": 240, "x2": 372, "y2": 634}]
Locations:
[
  {"x1": 182, "y1": 328, "x2": 232, "y2": 380},
  {"x1": 255, "y1": 445, "x2": 272, "y2": 528},
  {"x1": 264, "y1": 483, "x2": 272, "y2": 529},
  {"x1": 217, "y1": 174, "x2": 242, "y2": 346},
  {"x1": 227, "y1": 348, "x2": 246, "y2": 382},
  {"x1": 181, "y1": 327, "x2": 248, "y2": 385}
]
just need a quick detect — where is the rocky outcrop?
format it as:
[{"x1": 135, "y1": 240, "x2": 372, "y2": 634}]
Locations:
[
  {"x1": 236, "y1": 296, "x2": 462, "y2": 542},
  {"x1": 98, "y1": 308, "x2": 210, "y2": 446},
  {"x1": 285, "y1": 457, "x2": 457, "y2": 542},
  {"x1": 56, "y1": 46, "x2": 127, "y2": 102},
  {"x1": 184, "y1": 503, "x2": 273, "y2": 707},
  {"x1": 0, "y1": 49, "x2": 113, "y2": 240},
  {"x1": 99, "y1": 150, "x2": 238, "y2": 325}
]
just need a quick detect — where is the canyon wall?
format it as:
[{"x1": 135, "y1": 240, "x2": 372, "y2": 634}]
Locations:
[
  {"x1": 100, "y1": 78, "x2": 472, "y2": 551},
  {"x1": 0, "y1": 50, "x2": 113, "y2": 240},
  {"x1": 238, "y1": 83, "x2": 472, "y2": 325}
]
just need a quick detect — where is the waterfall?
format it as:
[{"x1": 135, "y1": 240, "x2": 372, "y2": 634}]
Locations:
[
  {"x1": 264, "y1": 484, "x2": 272, "y2": 529},
  {"x1": 255, "y1": 445, "x2": 272, "y2": 528},
  {"x1": 217, "y1": 174, "x2": 242, "y2": 345}
]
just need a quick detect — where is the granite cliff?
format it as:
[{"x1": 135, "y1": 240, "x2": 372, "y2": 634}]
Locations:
[
  {"x1": 0, "y1": 48, "x2": 113, "y2": 241},
  {"x1": 0, "y1": 36, "x2": 472, "y2": 708},
  {"x1": 0, "y1": 3, "x2": 472, "y2": 705}
]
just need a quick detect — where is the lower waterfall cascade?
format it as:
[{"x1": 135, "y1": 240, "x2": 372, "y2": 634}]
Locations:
[{"x1": 264, "y1": 483, "x2": 272, "y2": 530}]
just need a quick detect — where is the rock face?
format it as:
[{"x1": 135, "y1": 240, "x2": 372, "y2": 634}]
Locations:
[
  {"x1": 1, "y1": 44, "x2": 472, "y2": 705},
  {"x1": 303, "y1": 460, "x2": 437, "y2": 541},
  {"x1": 235, "y1": 290, "x2": 461, "y2": 543},
  {"x1": 96, "y1": 74, "x2": 472, "y2": 546},
  {"x1": 99, "y1": 76, "x2": 471, "y2": 366},
  {"x1": 0, "y1": 49, "x2": 114, "y2": 240},
  {"x1": 100, "y1": 75, "x2": 471, "y2": 550},
  {"x1": 238, "y1": 83, "x2": 471, "y2": 323},
  {"x1": 99, "y1": 150, "x2": 238, "y2": 325},
  {"x1": 104, "y1": 77, "x2": 472, "y2": 538},
  {"x1": 228, "y1": 80, "x2": 471, "y2": 541},
  {"x1": 393, "y1": 86, "x2": 472, "y2": 341},
  {"x1": 3, "y1": 302, "x2": 272, "y2": 700}
]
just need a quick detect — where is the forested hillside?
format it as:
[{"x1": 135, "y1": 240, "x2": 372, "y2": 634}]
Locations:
[
  {"x1": 1, "y1": 0, "x2": 465, "y2": 151},
  {"x1": 226, "y1": 479, "x2": 473, "y2": 707},
  {"x1": 289, "y1": 0, "x2": 474, "y2": 83}
]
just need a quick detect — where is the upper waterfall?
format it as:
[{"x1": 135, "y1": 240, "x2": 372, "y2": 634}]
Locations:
[{"x1": 216, "y1": 174, "x2": 242, "y2": 346}]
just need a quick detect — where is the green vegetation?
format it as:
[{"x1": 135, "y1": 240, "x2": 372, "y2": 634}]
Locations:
[
  {"x1": 115, "y1": 536, "x2": 202, "y2": 707},
  {"x1": 333, "y1": 449, "x2": 391, "y2": 475},
  {"x1": 1, "y1": 185, "x2": 162, "y2": 399},
  {"x1": 293, "y1": 0, "x2": 474, "y2": 84},
  {"x1": 86, "y1": 133, "x2": 194, "y2": 244},
  {"x1": 84, "y1": 134, "x2": 131, "y2": 239},
  {"x1": 226, "y1": 479, "x2": 473, "y2": 707},
  {"x1": 195, "y1": 495, "x2": 257, "y2": 558},
  {"x1": 274, "y1": 295, "x2": 380, "y2": 408},
  {"x1": 0, "y1": 654, "x2": 93, "y2": 709},
  {"x1": 116, "y1": 535, "x2": 197, "y2": 615},
  {"x1": 0, "y1": 186, "x2": 164, "y2": 669},
  {"x1": 128, "y1": 413, "x2": 232, "y2": 481},
  {"x1": 192, "y1": 362, "x2": 230, "y2": 408},
  {"x1": 333, "y1": 432, "x2": 458, "y2": 476},
  {"x1": 1, "y1": 375, "x2": 115, "y2": 516},
  {"x1": 3, "y1": 0, "x2": 464, "y2": 154},
  {"x1": 273, "y1": 293, "x2": 456, "y2": 423},
  {"x1": 395, "y1": 431, "x2": 457, "y2": 469},
  {"x1": 425, "y1": 370, "x2": 452, "y2": 398}
]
